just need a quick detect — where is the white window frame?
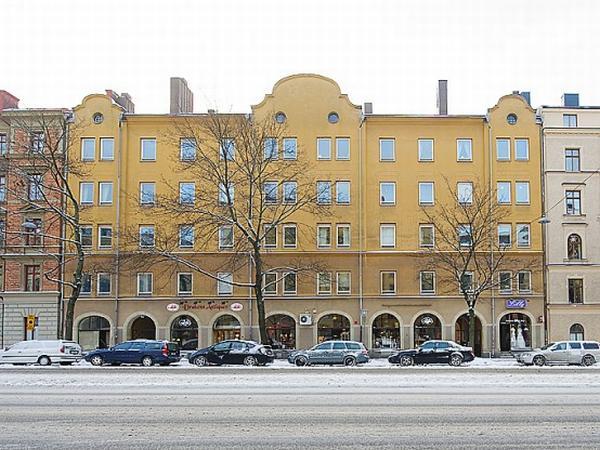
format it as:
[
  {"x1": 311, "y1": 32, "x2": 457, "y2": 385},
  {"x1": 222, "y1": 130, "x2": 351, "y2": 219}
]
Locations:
[
  {"x1": 139, "y1": 182, "x2": 156, "y2": 205},
  {"x1": 317, "y1": 224, "x2": 332, "y2": 248},
  {"x1": 81, "y1": 138, "x2": 95, "y2": 161},
  {"x1": 379, "y1": 138, "x2": 395, "y2": 161},
  {"x1": 98, "y1": 182, "x2": 113, "y2": 205},
  {"x1": 264, "y1": 137, "x2": 278, "y2": 160},
  {"x1": 518, "y1": 271, "x2": 532, "y2": 293},
  {"x1": 497, "y1": 181, "x2": 511, "y2": 204},
  {"x1": 80, "y1": 182, "x2": 94, "y2": 205},
  {"x1": 140, "y1": 138, "x2": 157, "y2": 161},
  {"x1": 317, "y1": 272, "x2": 332, "y2": 295},
  {"x1": 218, "y1": 183, "x2": 234, "y2": 205},
  {"x1": 263, "y1": 224, "x2": 277, "y2": 248},
  {"x1": 418, "y1": 139, "x2": 434, "y2": 162},
  {"x1": 97, "y1": 273, "x2": 111, "y2": 296},
  {"x1": 496, "y1": 138, "x2": 510, "y2": 161},
  {"x1": 419, "y1": 224, "x2": 435, "y2": 248},
  {"x1": 179, "y1": 225, "x2": 194, "y2": 248},
  {"x1": 217, "y1": 272, "x2": 233, "y2": 295},
  {"x1": 515, "y1": 138, "x2": 529, "y2": 161},
  {"x1": 283, "y1": 181, "x2": 297, "y2": 204},
  {"x1": 380, "y1": 271, "x2": 396, "y2": 295},
  {"x1": 80, "y1": 225, "x2": 93, "y2": 248},
  {"x1": 179, "y1": 182, "x2": 196, "y2": 205},
  {"x1": 139, "y1": 225, "x2": 155, "y2": 248},
  {"x1": 335, "y1": 137, "x2": 350, "y2": 160},
  {"x1": 456, "y1": 182, "x2": 473, "y2": 205},
  {"x1": 460, "y1": 271, "x2": 474, "y2": 293},
  {"x1": 283, "y1": 272, "x2": 297, "y2": 295},
  {"x1": 457, "y1": 138, "x2": 473, "y2": 161},
  {"x1": 418, "y1": 182, "x2": 435, "y2": 206},
  {"x1": 98, "y1": 226, "x2": 112, "y2": 249},
  {"x1": 516, "y1": 224, "x2": 530, "y2": 248},
  {"x1": 137, "y1": 273, "x2": 153, "y2": 295},
  {"x1": 499, "y1": 271, "x2": 512, "y2": 294},
  {"x1": 498, "y1": 224, "x2": 512, "y2": 248},
  {"x1": 283, "y1": 138, "x2": 297, "y2": 160},
  {"x1": 180, "y1": 137, "x2": 197, "y2": 161},
  {"x1": 420, "y1": 271, "x2": 436, "y2": 295},
  {"x1": 380, "y1": 224, "x2": 396, "y2": 248},
  {"x1": 335, "y1": 181, "x2": 351, "y2": 205},
  {"x1": 317, "y1": 138, "x2": 331, "y2": 160},
  {"x1": 219, "y1": 225, "x2": 234, "y2": 249},
  {"x1": 379, "y1": 182, "x2": 396, "y2": 205},
  {"x1": 220, "y1": 138, "x2": 235, "y2": 161},
  {"x1": 336, "y1": 272, "x2": 351, "y2": 295},
  {"x1": 283, "y1": 224, "x2": 297, "y2": 248},
  {"x1": 316, "y1": 181, "x2": 332, "y2": 204},
  {"x1": 336, "y1": 224, "x2": 351, "y2": 248},
  {"x1": 263, "y1": 272, "x2": 277, "y2": 296},
  {"x1": 100, "y1": 138, "x2": 115, "y2": 161},
  {"x1": 515, "y1": 181, "x2": 530, "y2": 204},
  {"x1": 177, "y1": 272, "x2": 193, "y2": 296}
]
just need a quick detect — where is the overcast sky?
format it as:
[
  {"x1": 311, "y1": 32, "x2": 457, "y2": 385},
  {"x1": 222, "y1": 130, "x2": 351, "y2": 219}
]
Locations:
[{"x1": 4, "y1": 0, "x2": 600, "y2": 114}]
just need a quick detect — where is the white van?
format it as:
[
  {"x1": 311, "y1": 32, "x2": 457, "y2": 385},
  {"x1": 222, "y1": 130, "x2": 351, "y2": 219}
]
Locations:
[{"x1": 0, "y1": 340, "x2": 83, "y2": 366}]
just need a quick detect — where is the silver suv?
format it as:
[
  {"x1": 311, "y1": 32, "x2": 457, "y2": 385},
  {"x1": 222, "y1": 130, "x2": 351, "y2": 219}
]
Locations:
[
  {"x1": 516, "y1": 341, "x2": 600, "y2": 366},
  {"x1": 287, "y1": 340, "x2": 369, "y2": 366}
]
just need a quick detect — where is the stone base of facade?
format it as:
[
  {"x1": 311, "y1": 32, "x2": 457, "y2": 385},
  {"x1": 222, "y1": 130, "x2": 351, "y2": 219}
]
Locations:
[
  {"x1": 548, "y1": 304, "x2": 600, "y2": 342},
  {"x1": 0, "y1": 293, "x2": 60, "y2": 348}
]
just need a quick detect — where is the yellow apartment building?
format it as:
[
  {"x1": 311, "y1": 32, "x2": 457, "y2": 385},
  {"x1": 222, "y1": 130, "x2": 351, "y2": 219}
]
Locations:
[{"x1": 68, "y1": 75, "x2": 543, "y2": 356}]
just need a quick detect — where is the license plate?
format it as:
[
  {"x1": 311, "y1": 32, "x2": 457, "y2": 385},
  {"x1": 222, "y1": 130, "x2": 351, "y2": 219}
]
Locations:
[{"x1": 69, "y1": 349, "x2": 79, "y2": 355}]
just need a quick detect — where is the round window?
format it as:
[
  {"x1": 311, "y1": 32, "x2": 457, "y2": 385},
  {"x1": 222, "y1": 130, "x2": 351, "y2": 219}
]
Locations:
[
  {"x1": 275, "y1": 112, "x2": 286, "y2": 124},
  {"x1": 507, "y1": 113, "x2": 518, "y2": 125},
  {"x1": 328, "y1": 112, "x2": 339, "y2": 124},
  {"x1": 92, "y1": 113, "x2": 104, "y2": 124}
]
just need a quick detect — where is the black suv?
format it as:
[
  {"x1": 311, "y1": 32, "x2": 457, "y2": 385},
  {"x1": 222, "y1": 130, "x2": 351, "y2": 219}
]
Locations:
[
  {"x1": 388, "y1": 340, "x2": 475, "y2": 366},
  {"x1": 85, "y1": 340, "x2": 181, "y2": 366},
  {"x1": 188, "y1": 340, "x2": 274, "y2": 366}
]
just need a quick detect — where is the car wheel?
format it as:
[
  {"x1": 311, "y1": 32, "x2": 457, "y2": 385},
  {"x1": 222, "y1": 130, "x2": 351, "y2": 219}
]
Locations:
[
  {"x1": 295, "y1": 356, "x2": 308, "y2": 367},
  {"x1": 399, "y1": 355, "x2": 414, "y2": 367},
  {"x1": 533, "y1": 355, "x2": 546, "y2": 367},
  {"x1": 141, "y1": 356, "x2": 154, "y2": 367},
  {"x1": 582, "y1": 355, "x2": 596, "y2": 367},
  {"x1": 38, "y1": 356, "x2": 51, "y2": 366},
  {"x1": 343, "y1": 356, "x2": 357, "y2": 367},
  {"x1": 90, "y1": 355, "x2": 104, "y2": 366},
  {"x1": 449, "y1": 354, "x2": 463, "y2": 367},
  {"x1": 193, "y1": 356, "x2": 208, "y2": 367},
  {"x1": 243, "y1": 356, "x2": 257, "y2": 366}
]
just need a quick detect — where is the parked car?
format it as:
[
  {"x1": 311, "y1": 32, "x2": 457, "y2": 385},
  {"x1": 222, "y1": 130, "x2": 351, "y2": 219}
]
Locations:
[
  {"x1": 287, "y1": 340, "x2": 369, "y2": 366},
  {"x1": 388, "y1": 340, "x2": 474, "y2": 367},
  {"x1": 84, "y1": 340, "x2": 180, "y2": 366},
  {"x1": 0, "y1": 340, "x2": 82, "y2": 366},
  {"x1": 515, "y1": 341, "x2": 600, "y2": 366},
  {"x1": 188, "y1": 340, "x2": 274, "y2": 366}
]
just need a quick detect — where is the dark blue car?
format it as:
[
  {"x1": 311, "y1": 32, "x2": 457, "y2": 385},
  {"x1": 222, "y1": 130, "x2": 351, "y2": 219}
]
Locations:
[{"x1": 85, "y1": 340, "x2": 181, "y2": 367}]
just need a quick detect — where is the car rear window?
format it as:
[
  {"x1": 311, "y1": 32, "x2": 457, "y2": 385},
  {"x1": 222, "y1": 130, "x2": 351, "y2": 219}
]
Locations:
[
  {"x1": 145, "y1": 343, "x2": 161, "y2": 350},
  {"x1": 167, "y1": 343, "x2": 179, "y2": 352},
  {"x1": 569, "y1": 343, "x2": 582, "y2": 349},
  {"x1": 583, "y1": 342, "x2": 600, "y2": 350},
  {"x1": 346, "y1": 343, "x2": 361, "y2": 350}
]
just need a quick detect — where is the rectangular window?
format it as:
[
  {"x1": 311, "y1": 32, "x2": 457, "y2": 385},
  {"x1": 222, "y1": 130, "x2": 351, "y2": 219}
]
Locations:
[
  {"x1": 23, "y1": 219, "x2": 42, "y2": 246},
  {"x1": 568, "y1": 278, "x2": 583, "y2": 304},
  {"x1": 457, "y1": 182, "x2": 473, "y2": 204},
  {"x1": 180, "y1": 138, "x2": 196, "y2": 161},
  {"x1": 139, "y1": 182, "x2": 156, "y2": 205},
  {"x1": 80, "y1": 182, "x2": 94, "y2": 204},
  {"x1": 496, "y1": 138, "x2": 510, "y2": 161},
  {"x1": 218, "y1": 183, "x2": 234, "y2": 205},
  {"x1": 139, "y1": 225, "x2": 155, "y2": 247},
  {"x1": 179, "y1": 182, "x2": 195, "y2": 205},
  {"x1": 563, "y1": 114, "x2": 577, "y2": 127},
  {"x1": 497, "y1": 181, "x2": 511, "y2": 204},
  {"x1": 515, "y1": 139, "x2": 529, "y2": 161},
  {"x1": 178, "y1": 273, "x2": 193, "y2": 295},
  {"x1": 460, "y1": 272, "x2": 474, "y2": 293},
  {"x1": 81, "y1": 225, "x2": 93, "y2": 248},
  {"x1": 97, "y1": 273, "x2": 111, "y2": 295},
  {"x1": 283, "y1": 224, "x2": 297, "y2": 248},
  {"x1": 336, "y1": 272, "x2": 351, "y2": 295},
  {"x1": 317, "y1": 138, "x2": 331, "y2": 160},
  {"x1": 219, "y1": 225, "x2": 234, "y2": 249},
  {"x1": 336, "y1": 138, "x2": 350, "y2": 160},
  {"x1": 283, "y1": 138, "x2": 297, "y2": 160},
  {"x1": 98, "y1": 226, "x2": 112, "y2": 248},
  {"x1": 381, "y1": 271, "x2": 396, "y2": 294},
  {"x1": 100, "y1": 138, "x2": 115, "y2": 160},
  {"x1": 220, "y1": 138, "x2": 235, "y2": 160},
  {"x1": 24, "y1": 265, "x2": 41, "y2": 291},
  {"x1": 283, "y1": 181, "x2": 297, "y2": 204},
  {"x1": 264, "y1": 137, "x2": 278, "y2": 160},
  {"x1": 379, "y1": 182, "x2": 396, "y2": 205},
  {"x1": 418, "y1": 139, "x2": 434, "y2": 161},
  {"x1": 518, "y1": 271, "x2": 531, "y2": 293},
  {"x1": 380, "y1": 224, "x2": 396, "y2": 248},
  {"x1": 141, "y1": 138, "x2": 157, "y2": 161},
  {"x1": 98, "y1": 182, "x2": 113, "y2": 205},
  {"x1": 317, "y1": 272, "x2": 332, "y2": 295},
  {"x1": 515, "y1": 182, "x2": 530, "y2": 204},
  {"x1": 0, "y1": 220, "x2": 4, "y2": 248},
  {"x1": 137, "y1": 273, "x2": 153, "y2": 295},
  {"x1": 419, "y1": 224, "x2": 435, "y2": 247},
  {"x1": 499, "y1": 272, "x2": 512, "y2": 293},
  {"x1": 0, "y1": 133, "x2": 7, "y2": 155},
  {"x1": 565, "y1": 190, "x2": 581, "y2": 215},
  {"x1": 317, "y1": 224, "x2": 331, "y2": 248},
  {"x1": 379, "y1": 138, "x2": 395, "y2": 161},
  {"x1": 420, "y1": 271, "x2": 435, "y2": 294},
  {"x1": 217, "y1": 272, "x2": 233, "y2": 295},
  {"x1": 516, "y1": 224, "x2": 530, "y2": 247},
  {"x1": 316, "y1": 181, "x2": 332, "y2": 204},
  {"x1": 283, "y1": 272, "x2": 297, "y2": 295},
  {"x1": 28, "y1": 174, "x2": 43, "y2": 201},
  {"x1": 263, "y1": 181, "x2": 278, "y2": 203},
  {"x1": 263, "y1": 224, "x2": 277, "y2": 248},
  {"x1": 264, "y1": 272, "x2": 277, "y2": 295},
  {"x1": 457, "y1": 139, "x2": 472, "y2": 161},
  {"x1": 0, "y1": 175, "x2": 5, "y2": 202},
  {"x1": 31, "y1": 131, "x2": 44, "y2": 153},
  {"x1": 335, "y1": 181, "x2": 350, "y2": 204},
  {"x1": 458, "y1": 224, "x2": 472, "y2": 247},
  {"x1": 565, "y1": 149, "x2": 580, "y2": 172},
  {"x1": 179, "y1": 225, "x2": 194, "y2": 248},
  {"x1": 498, "y1": 224, "x2": 512, "y2": 248},
  {"x1": 81, "y1": 274, "x2": 92, "y2": 295},
  {"x1": 336, "y1": 224, "x2": 351, "y2": 248},
  {"x1": 81, "y1": 138, "x2": 95, "y2": 161},
  {"x1": 419, "y1": 182, "x2": 434, "y2": 205}
]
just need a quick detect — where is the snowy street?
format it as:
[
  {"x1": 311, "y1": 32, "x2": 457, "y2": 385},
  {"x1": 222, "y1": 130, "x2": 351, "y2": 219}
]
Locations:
[{"x1": 1, "y1": 364, "x2": 600, "y2": 448}]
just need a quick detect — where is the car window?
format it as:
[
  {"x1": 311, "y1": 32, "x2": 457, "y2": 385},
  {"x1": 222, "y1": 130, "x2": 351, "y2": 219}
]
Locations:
[
  {"x1": 23, "y1": 342, "x2": 38, "y2": 350},
  {"x1": 569, "y1": 342, "x2": 582, "y2": 350},
  {"x1": 583, "y1": 342, "x2": 600, "y2": 350},
  {"x1": 314, "y1": 343, "x2": 332, "y2": 351},
  {"x1": 167, "y1": 343, "x2": 179, "y2": 352},
  {"x1": 231, "y1": 342, "x2": 247, "y2": 351},
  {"x1": 129, "y1": 342, "x2": 145, "y2": 350},
  {"x1": 43, "y1": 341, "x2": 57, "y2": 348},
  {"x1": 436, "y1": 342, "x2": 450, "y2": 349},
  {"x1": 213, "y1": 342, "x2": 231, "y2": 351},
  {"x1": 421, "y1": 342, "x2": 435, "y2": 350},
  {"x1": 346, "y1": 343, "x2": 361, "y2": 350},
  {"x1": 332, "y1": 342, "x2": 346, "y2": 350},
  {"x1": 145, "y1": 343, "x2": 161, "y2": 351},
  {"x1": 10, "y1": 342, "x2": 26, "y2": 350},
  {"x1": 114, "y1": 342, "x2": 133, "y2": 351},
  {"x1": 553, "y1": 343, "x2": 567, "y2": 351}
]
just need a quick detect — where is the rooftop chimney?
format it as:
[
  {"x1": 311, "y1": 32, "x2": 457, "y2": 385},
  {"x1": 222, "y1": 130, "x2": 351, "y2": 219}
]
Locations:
[
  {"x1": 0, "y1": 90, "x2": 20, "y2": 110},
  {"x1": 105, "y1": 90, "x2": 135, "y2": 113},
  {"x1": 437, "y1": 80, "x2": 448, "y2": 115},
  {"x1": 562, "y1": 93, "x2": 579, "y2": 107},
  {"x1": 363, "y1": 102, "x2": 373, "y2": 114},
  {"x1": 520, "y1": 91, "x2": 531, "y2": 106},
  {"x1": 170, "y1": 77, "x2": 194, "y2": 114}
]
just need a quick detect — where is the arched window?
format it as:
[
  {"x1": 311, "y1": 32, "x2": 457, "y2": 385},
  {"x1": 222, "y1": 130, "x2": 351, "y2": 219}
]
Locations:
[
  {"x1": 569, "y1": 323, "x2": 584, "y2": 341},
  {"x1": 170, "y1": 315, "x2": 198, "y2": 350},
  {"x1": 567, "y1": 234, "x2": 582, "y2": 260}
]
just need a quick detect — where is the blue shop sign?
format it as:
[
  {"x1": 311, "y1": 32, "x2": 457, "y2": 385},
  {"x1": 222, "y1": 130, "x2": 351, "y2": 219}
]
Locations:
[{"x1": 506, "y1": 299, "x2": 527, "y2": 309}]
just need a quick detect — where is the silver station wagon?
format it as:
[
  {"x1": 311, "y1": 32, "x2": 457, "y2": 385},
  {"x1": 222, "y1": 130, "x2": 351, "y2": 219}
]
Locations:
[
  {"x1": 287, "y1": 340, "x2": 370, "y2": 366},
  {"x1": 516, "y1": 341, "x2": 600, "y2": 366}
]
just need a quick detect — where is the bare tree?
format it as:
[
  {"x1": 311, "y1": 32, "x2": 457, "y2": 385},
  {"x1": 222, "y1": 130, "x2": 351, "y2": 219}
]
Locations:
[
  {"x1": 124, "y1": 112, "x2": 330, "y2": 344},
  {"x1": 0, "y1": 110, "x2": 90, "y2": 340},
  {"x1": 420, "y1": 178, "x2": 534, "y2": 351}
]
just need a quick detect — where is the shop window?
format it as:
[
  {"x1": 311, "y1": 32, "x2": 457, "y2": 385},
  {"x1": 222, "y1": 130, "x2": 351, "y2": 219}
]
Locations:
[{"x1": 372, "y1": 314, "x2": 400, "y2": 350}]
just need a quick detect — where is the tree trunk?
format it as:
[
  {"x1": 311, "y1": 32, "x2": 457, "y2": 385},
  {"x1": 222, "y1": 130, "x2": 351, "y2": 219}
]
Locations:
[
  {"x1": 63, "y1": 228, "x2": 84, "y2": 341},
  {"x1": 468, "y1": 306, "x2": 476, "y2": 353},
  {"x1": 253, "y1": 250, "x2": 268, "y2": 344}
]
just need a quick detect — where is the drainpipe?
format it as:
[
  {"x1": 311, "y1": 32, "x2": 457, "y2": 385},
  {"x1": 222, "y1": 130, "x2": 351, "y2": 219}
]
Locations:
[
  {"x1": 539, "y1": 114, "x2": 549, "y2": 345},
  {"x1": 486, "y1": 115, "x2": 496, "y2": 357},
  {"x1": 358, "y1": 112, "x2": 365, "y2": 344},
  {"x1": 114, "y1": 114, "x2": 124, "y2": 344},
  {"x1": 1, "y1": 295, "x2": 4, "y2": 349}
]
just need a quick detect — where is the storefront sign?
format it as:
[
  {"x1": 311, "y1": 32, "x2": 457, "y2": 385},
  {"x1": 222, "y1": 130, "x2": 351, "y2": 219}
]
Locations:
[
  {"x1": 178, "y1": 317, "x2": 193, "y2": 328},
  {"x1": 420, "y1": 316, "x2": 434, "y2": 326},
  {"x1": 506, "y1": 299, "x2": 527, "y2": 309},
  {"x1": 230, "y1": 303, "x2": 243, "y2": 312},
  {"x1": 182, "y1": 302, "x2": 228, "y2": 311},
  {"x1": 166, "y1": 303, "x2": 180, "y2": 312}
]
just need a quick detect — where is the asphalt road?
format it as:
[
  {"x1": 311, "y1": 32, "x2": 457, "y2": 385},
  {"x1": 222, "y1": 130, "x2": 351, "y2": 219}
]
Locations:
[{"x1": 1, "y1": 368, "x2": 600, "y2": 449}]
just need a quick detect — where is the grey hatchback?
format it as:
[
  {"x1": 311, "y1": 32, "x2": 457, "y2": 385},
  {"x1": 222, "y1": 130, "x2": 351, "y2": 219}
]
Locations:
[{"x1": 287, "y1": 340, "x2": 369, "y2": 366}]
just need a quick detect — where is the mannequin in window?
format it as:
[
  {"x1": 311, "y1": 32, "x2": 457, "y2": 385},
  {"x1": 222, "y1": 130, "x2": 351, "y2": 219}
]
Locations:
[{"x1": 567, "y1": 234, "x2": 582, "y2": 260}]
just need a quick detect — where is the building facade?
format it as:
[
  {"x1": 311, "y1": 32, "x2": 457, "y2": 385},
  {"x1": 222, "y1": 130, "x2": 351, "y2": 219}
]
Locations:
[
  {"x1": 68, "y1": 75, "x2": 544, "y2": 356},
  {"x1": 541, "y1": 96, "x2": 600, "y2": 343}
]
